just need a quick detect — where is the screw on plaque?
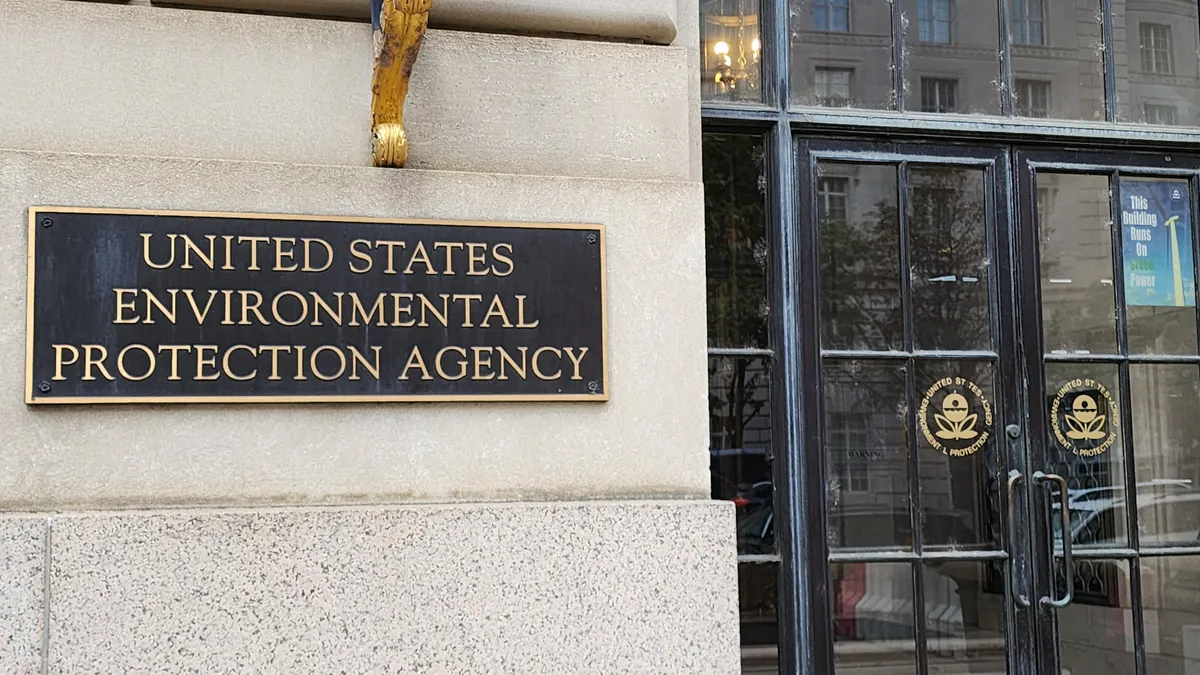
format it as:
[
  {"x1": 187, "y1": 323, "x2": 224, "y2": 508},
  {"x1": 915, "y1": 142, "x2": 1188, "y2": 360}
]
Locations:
[
  {"x1": 40, "y1": 217, "x2": 52, "y2": 228},
  {"x1": 587, "y1": 233, "x2": 598, "y2": 244},
  {"x1": 38, "y1": 381, "x2": 51, "y2": 393},
  {"x1": 588, "y1": 380, "x2": 600, "y2": 393}
]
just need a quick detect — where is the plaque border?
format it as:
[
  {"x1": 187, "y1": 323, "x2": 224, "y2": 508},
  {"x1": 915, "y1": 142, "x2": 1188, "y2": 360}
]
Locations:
[{"x1": 26, "y1": 206, "x2": 609, "y2": 405}]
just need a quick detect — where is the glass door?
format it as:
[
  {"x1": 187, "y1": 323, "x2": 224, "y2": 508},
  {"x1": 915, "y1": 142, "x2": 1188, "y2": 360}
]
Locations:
[
  {"x1": 1016, "y1": 149, "x2": 1200, "y2": 675},
  {"x1": 800, "y1": 140, "x2": 1034, "y2": 675}
]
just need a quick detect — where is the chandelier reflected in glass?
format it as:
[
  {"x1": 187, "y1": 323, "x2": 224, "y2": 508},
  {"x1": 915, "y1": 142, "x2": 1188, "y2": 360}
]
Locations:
[{"x1": 702, "y1": 0, "x2": 762, "y2": 101}]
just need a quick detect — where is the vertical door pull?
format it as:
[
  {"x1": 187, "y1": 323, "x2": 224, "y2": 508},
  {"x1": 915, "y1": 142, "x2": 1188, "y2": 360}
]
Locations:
[
  {"x1": 1034, "y1": 471, "x2": 1074, "y2": 608},
  {"x1": 1007, "y1": 470, "x2": 1030, "y2": 607}
]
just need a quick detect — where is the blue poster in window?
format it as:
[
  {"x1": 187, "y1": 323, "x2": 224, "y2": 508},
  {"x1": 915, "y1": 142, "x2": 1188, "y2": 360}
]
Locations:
[{"x1": 1121, "y1": 179, "x2": 1196, "y2": 308}]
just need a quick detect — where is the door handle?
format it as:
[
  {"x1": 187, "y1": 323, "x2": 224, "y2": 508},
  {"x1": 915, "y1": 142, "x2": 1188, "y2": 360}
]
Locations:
[
  {"x1": 1034, "y1": 471, "x2": 1074, "y2": 608},
  {"x1": 1007, "y1": 470, "x2": 1030, "y2": 607}
]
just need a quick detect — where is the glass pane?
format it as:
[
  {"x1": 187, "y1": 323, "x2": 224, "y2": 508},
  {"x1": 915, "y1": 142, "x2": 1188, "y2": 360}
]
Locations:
[
  {"x1": 831, "y1": 562, "x2": 917, "y2": 674},
  {"x1": 790, "y1": 0, "x2": 895, "y2": 109},
  {"x1": 1045, "y1": 362, "x2": 1128, "y2": 548},
  {"x1": 819, "y1": 163, "x2": 902, "y2": 351},
  {"x1": 704, "y1": 133, "x2": 769, "y2": 349},
  {"x1": 1114, "y1": 1, "x2": 1200, "y2": 125},
  {"x1": 1120, "y1": 178, "x2": 1198, "y2": 354},
  {"x1": 1131, "y1": 364, "x2": 1200, "y2": 547},
  {"x1": 701, "y1": 0, "x2": 764, "y2": 103},
  {"x1": 824, "y1": 359, "x2": 910, "y2": 550},
  {"x1": 914, "y1": 360, "x2": 1000, "y2": 550},
  {"x1": 900, "y1": 0, "x2": 1002, "y2": 115},
  {"x1": 1039, "y1": 173, "x2": 1119, "y2": 355},
  {"x1": 710, "y1": 357, "x2": 775, "y2": 555},
  {"x1": 1009, "y1": 0, "x2": 1107, "y2": 120},
  {"x1": 739, "y1": 562, "x2": 780, "y2": 675},
  {"x1": 908, "y1": 167, "x2": 991, "y2": 350},
  {"x1": 922, "y1": 561, "x2": 1008, "y2": 673},
  {"x1": 1143, "y1": 555, "x2": 1200, "y2": 673},
  {"x1": 1058, "y1": 559, "x2": 1136, "y2": 675}
]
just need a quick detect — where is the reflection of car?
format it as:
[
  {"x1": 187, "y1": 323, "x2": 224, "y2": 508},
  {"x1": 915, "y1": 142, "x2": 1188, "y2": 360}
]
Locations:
[
  {"x1": 709, "y1": 446, "x2": 775, "y2": 554},
  {"x1": 827, "y1": 504, "x2": 981, "y2": 550},
  {"x1": 1052, "y1": 479, "x2": 1198, "y2": 546}
]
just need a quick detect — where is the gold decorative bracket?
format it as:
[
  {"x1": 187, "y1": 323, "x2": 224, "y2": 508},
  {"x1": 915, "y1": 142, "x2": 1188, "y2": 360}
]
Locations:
[{"x1": 371, "y1": 0, "x2": 433, "y2": 168}]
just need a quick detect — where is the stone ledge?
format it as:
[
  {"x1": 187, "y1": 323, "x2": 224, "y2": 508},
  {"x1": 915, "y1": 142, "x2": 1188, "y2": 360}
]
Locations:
[
  {"x1": 45, "y1": 501, "x2": 738, "y2": 674},
  {"x1": 0, "y1": 518, "x2": 44, "y2": 675},
  {"x1": 132, "y1": 0, "x2": 679, "y2": 44},
  {"x1": 2, "y1": 0, "x2": 689, "y2": 180}
]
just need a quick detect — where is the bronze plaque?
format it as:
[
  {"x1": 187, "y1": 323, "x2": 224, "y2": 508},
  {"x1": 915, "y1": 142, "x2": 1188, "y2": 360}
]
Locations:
[{"x1": 26, "y1": 208, "x2": 607, "y2": 404}]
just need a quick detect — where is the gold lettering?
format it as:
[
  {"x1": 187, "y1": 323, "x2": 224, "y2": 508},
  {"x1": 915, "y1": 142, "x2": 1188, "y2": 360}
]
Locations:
[
  {"x1": 271, "y1": 290, "x2": 308, "y2": 326},
  {"x1": 238, "y1": 290, "x2": 269, "y2": 325},
  {"x1": 310, "y1": 345, "x2": 346, "y2": 381},
  {"x1": 157, "y1": 345, "x2": 192, "y2": 381},
  {"x1": 466, "y1": 242, "x2": 489, "y2": 276},
  {"x1": 434, "y1": 241, "x2": 464, "y2": 274},
  {"x1": 141, "y1": 288, "x2": 178, "y2": 325},
  {"x1": 349, "y1": 239, "x2": 374, "y2": 273},
  {"x1": 349, "y1": 293, "x2": 387, "y2": 327},
  {"x1": 491, "y1": 243, "x2": 515, "y2": 277},
  {"x1": 348, "y1": 345, "x2": 382, "y2": 381},
  {"x1": 398, "y1": 345, "x2": 433, "y2": 381},
  {"x1": 180, "y1": 235, "x2": 216, "y2": 270},
  {"x1": 141, "y1": 233, "x2": 177, "y2": 270},
  {"x1": 310, "y1": 292, "x2": 344, "y2": 326},
  {"x1": 113, "y1": 289, "x2": 140, "y2": 324},
  {"x1": 221, "y1": 290, "x2": 235, "y2": 325},
  {"x1": 391, "y1": 293, "x2": 415, "y2": 327},
  {"x1": 452, "y1": 294, "x2": 483, "y2": 327},
  {"x1": 273, "y1": 237, "x2": 298, "y2": 271},
  {"x1": 563, "y1": 347, "x2": 589, "y2": 380},
  {"x1": 516, "y1": 295, "x2": 539, "y2": 328},
  {"x1": 418, "y1": 294, "x2": 450, "y2": 327},
  {"x1": 532, "y1": 346, "x2": 562, "y2": 381},
  {"x1": 471, "y1": 346, "x2": 495, "y2": 381},
  {"x1": 376, "y1": 240, "x2": 407, "y2": 274},
  {"x1": 221, "y1": 235, "x2": 235, "y2": 270},
  {"x1": 480, "y1": 295, "x2": 513, "y2": 328},
  {"x1": 404, "y1": 241, "x2": 437, "y2": 275},
  {"x1": 496, "y1": 346, "x2": 528, "y2": 381},
  {"x1": 435, "y1": 346, "x2": 468, "y2": 381},
  {"x1": 182, "y1": 289, "x2": 218, "y2": 325},
  {"x1": 293, "y1": 345, "x2": 308, "y2": 380},
  {"x1": 259, "y1": 345, "x2": 290, "y2": 381},
  {"x1": 52, "y1": 344, "x2": 79, "y2": 381},
  {"x1": 116, "y1": 344, "x2": 156, "y2": 381},
  {"x1": 237, "y1": 235, "x2": 270, "y2": 271},
  {"x1": 195, "y1": 345, "x2": 220, "y2": 380},
  {"x1": 82, "y1": 345, "x2": 115, "y2": 381},
  {"x1": 221, "y1": 345, "x2": 257, "y2": 381},
  {"x1": 301, "y1": 238, "x2": 334, "y2": 272}
]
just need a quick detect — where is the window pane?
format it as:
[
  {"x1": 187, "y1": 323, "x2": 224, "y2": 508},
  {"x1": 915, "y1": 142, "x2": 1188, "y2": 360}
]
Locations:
[
  {"x1": 1057, "y1": 559, "x2": 1135, "y2": 675},
  {"x1": 791, "y1": 0, "x2": 896, "y2": 109},
  {"x1": 1044, "y1": 363, "x2": 1128, "y2": 549},
  {"x1": 922, "y1": 561, "x2": 1009, "y2": 674},
  {"x1": 1143, "y1": 556, "x2": 1200, "y2": 674},
  {"x1": 1038, "y1": 173, "x2": 1118, "y2": 355},
  {"x1": 739, "y1": 562, "x2": 781, "y2": 674},
  {"x1": 1010, "y1": 0, "x2": 1107, "y2": 121},
  {"x1": 819, "y1": 163, "x2": 902, "y2": 351},
  {"x1": 901, "y1": 0, "x2": 1001, "y2": 115},
  {"x1": 710, "y1": 356, "x2": 775, "y2": 555},
  {"x1": 704, "y1": 133, "x2": 769, "y2": 349},
  {"x1": 824, "y1": 359, "x2": 911, "y2": 551},
  {"x1": 831, "y1": 562, "x2": 917, "y2": 674},
  {"x1": 1130, "y1": 364, "x2": 1200, "y2": 548},
  {"x1": 907, "y1": 167, "x2": 991, "y2": 351},
  {"x1": 701, "y1": 0, "x2": 763, "y2": 103},
  {"x1": 1116, "y1": 2, "x2": 1200, "y2": 125},
  {"x1": 1120, "y1": 178, "x2": 1198, "y2": 355}
]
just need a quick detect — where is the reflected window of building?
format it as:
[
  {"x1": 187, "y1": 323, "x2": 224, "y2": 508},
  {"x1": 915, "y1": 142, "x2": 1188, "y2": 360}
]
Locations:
[
  {"x1": 818, "y1": 177, "x2": 850, "y2": 222},
  {"x1": 827, "y1": 412, "x2": 872, "y2": 492},
  {"x1": 1014, "y1": 79, "x2": 1050, "y2": 118},
  {"x1": 1139, "y1": 23, "x2": 1173, "y2": 74},
  {"x1": 1143, "y1": 103, "x2": 1178, "y2": 126},
  {"x1": 1011, "y1": 0, "x2": 1044, "y2": 45},
  {"x1": 814, "y1": 0, "x2": 851, "y2": 32},
  {"x1": 917, "y1": 0, "x2": 952, "y2": 44},
  {"x1": 814, "y1": 68, "x2": 854, "y2": 107},
  {"x1": 920, "y1": 77, "x2": 958, "y2": 113}
]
